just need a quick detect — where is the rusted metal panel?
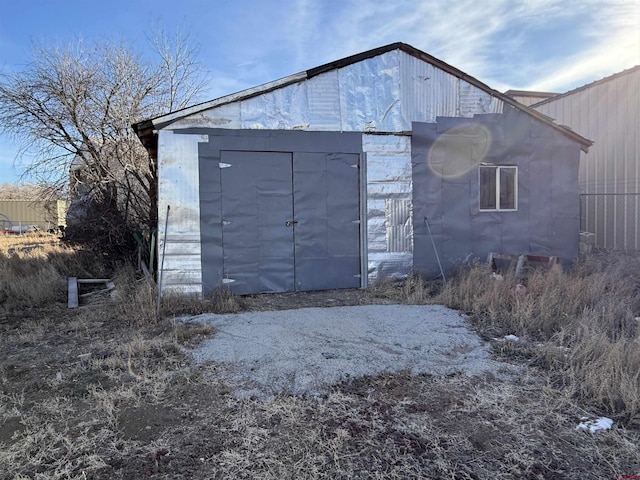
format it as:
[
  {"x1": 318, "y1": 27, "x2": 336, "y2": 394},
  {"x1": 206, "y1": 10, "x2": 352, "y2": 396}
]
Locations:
[{"x1": 534, "y1": 66, "x2": 640, "y2": 250}]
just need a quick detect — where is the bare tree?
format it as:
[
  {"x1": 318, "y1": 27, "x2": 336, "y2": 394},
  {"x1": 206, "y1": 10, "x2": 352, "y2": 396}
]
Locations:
[{"x1": 0, "y1": 31, "x2": 206, "y2": 247}]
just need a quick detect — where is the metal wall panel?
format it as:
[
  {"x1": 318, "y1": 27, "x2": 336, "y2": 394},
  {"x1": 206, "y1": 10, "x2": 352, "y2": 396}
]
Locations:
[
  {"x1": 0, "y1": 200, "x2": 66, "y2": 230},
  {"x1": 306, "y1": 70, "x2": 343, "y2": 130},
  {"x1": 399, "y1": 53, "x2": 503, "y2": 125},
  {"x1": 534, "y1": 67, "x2": 640, "y2": 250},
  {"x1": 338, "y1": 50, "x2": 404, "y2": 132},
  {"x1": 240, "y1": 81, "x2": 310, "y2": 130},
  {"x1": 157, "y1": 130, "x2": 207, "y2": 294},
  {"x1": 363, "y1": 134, "x2": 413, "y2": 282},
  {"x1": 459, "y1": 80, "x2": 503, "y2": 117},
  {"x1": 167, "y1": 50, "x2": 505, "y2": 137}
]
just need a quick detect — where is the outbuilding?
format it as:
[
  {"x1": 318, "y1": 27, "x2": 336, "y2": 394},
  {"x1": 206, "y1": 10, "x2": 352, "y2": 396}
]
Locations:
[
  {"x1": 134, "y1": 43, "x2": 591, "y2": 295},
  {"x1": 531, "y1": 66, "x2": 640, "y2": 251}
]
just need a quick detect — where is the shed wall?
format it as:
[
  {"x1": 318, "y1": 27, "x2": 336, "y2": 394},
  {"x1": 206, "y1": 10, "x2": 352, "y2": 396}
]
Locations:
[
  {"x1": 534, "y1": 67, "x2": 640, "y2": 250},
  {"x1": 171, "y1": 50, "x2": 504, "y2": 133},
  {"x1": 412, "y1": 108, "x2": 581, "y2": 276},
  {"x1": 157, "y1": 130, "x2": 206, "y2": 293},
  {"x1": 0, "y1": 200, "x2": 67, "y2": 231}
]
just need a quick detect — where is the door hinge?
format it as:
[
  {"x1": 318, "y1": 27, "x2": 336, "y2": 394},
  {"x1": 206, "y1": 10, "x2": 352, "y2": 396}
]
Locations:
[
  {"x1": 222, "y1": 220, "x2": 231, "y2": 226},
  {"x1": 219, "y1": 162, "x2": 231, "y2": 168},
  {"x1": 222, "y1": 278, "x2": 236, "y2": 284},
  {"x1": 352, "y1": 220, "x2": 361, "y2": 224},
  {"x1": 351, "y1": 163, "x2": 359, "y2": 168},
  {"x1": 353, "y1": 274, "x2": 362, "y2": 278}
]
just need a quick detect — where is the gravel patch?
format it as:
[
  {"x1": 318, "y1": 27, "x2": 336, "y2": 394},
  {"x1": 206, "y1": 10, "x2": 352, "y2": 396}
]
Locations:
[{"x1": 185, "y1": 304, "x2": 518, "y2": 399}]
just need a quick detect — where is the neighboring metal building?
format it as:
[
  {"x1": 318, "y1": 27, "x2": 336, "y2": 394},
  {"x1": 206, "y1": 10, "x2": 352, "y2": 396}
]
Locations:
[
  {"x1": 504, "y1": 89, "x2": 558, "y2": 107},
  {"x1": 0, "y1": 199, "x2": 67, "y2": 232},
  {"x1": 533, "y1": 66, "x2": 640, "y2": 250},
  {"x1": 134, "y1": 43, "x2": 591, "y2": 295}
]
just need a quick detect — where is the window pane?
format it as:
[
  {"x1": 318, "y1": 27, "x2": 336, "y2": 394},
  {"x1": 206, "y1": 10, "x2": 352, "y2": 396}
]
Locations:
[
  {"x1": 480, "y1": 167, "x2": 497, "y2": 209},
  {"x1": 499, "y1": 167, "x2": 516, "y2": 209}
]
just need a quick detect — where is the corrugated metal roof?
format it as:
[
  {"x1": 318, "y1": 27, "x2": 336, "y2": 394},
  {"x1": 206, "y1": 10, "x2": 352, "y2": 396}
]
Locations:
[{"x1": 133, "y1": 42, "x2": 592, "y2": 152}]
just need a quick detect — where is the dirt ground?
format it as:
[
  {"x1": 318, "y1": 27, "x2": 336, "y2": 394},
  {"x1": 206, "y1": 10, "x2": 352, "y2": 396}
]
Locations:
[{"x1": 2, "y1": 288, "x2": 640, "y2": 479}]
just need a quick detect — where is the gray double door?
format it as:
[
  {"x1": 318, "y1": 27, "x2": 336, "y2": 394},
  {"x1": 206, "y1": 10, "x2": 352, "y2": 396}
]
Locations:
[{"x1": 220, "y1": 150, "x2": 360, "y2": 294}]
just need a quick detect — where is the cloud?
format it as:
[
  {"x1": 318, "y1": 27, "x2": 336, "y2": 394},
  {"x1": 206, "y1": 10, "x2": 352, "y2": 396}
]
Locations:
[
  {"x1": 524, "y1": 0, "x2": 640, "y2": 91},
  {"x1": 261, "y1": 0, "x2": 639, "y2": 93}
]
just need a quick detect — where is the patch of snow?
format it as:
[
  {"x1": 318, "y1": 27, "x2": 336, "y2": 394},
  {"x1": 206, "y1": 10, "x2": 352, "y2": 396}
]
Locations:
[
  {"x1": 504, "y1": 335, "x2": 519, "y2": 342},
  {"x1": 576, "y1": 417, "x2": 613, "y2": 433}
]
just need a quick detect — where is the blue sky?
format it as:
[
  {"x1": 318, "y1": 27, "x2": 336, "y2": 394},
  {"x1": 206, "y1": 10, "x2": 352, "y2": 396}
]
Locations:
[{"x1": 0, "y1": 0, "x2": 638, "y2": 184}]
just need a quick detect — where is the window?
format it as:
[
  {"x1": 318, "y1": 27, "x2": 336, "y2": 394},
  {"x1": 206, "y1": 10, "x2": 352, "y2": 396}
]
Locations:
[{"x1": 479, "y1": 166, "x2": 517, "y2": 211}]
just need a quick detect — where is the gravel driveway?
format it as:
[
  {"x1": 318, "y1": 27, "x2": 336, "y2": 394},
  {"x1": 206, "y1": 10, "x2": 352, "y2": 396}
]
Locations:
[{"x1": 185, "y1": 304, "x2": 517, "y2": 399}]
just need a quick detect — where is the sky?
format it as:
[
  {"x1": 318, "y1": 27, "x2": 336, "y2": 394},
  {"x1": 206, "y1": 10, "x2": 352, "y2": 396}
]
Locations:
[{"x1": 0, "y1": 0, "x2": 638, "y2": 185}]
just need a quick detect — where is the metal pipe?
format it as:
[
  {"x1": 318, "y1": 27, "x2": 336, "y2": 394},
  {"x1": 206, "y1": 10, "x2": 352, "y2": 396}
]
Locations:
[
  {"x1": 424, "y1": 216, "x2": 445, "y2": 282},
  {"x1": 157, "y1": 205, "x2": 170, "y2": 316}
]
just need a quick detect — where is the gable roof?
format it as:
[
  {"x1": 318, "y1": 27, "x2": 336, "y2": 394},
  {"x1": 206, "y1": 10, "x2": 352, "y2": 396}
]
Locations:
[
  {"x1": 133, "y1": 43, "x2": 592, "y2": 154},
  {"x1": 532, "y1": 65, "x2": 640, "y2": 108}
]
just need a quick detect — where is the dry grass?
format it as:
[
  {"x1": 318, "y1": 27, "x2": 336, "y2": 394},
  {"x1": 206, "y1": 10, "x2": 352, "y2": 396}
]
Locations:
[
  {"x1": 3, "y1": 238, "x2": 640, "y2": 478},
  {"x1": 417, "y1": 254, "x2": 640, "y2": 425}
]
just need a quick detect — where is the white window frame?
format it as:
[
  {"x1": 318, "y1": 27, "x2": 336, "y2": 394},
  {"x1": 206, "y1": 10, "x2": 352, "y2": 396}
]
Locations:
[{"x1": 479, "y1": 165, "x2": 518, "y2": 212}]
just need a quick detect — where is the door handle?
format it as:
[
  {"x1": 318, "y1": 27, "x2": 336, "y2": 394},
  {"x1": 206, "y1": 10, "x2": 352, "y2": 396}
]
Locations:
[{"x1": 285, "y1": 220, "x2": 298, "y2": 227}]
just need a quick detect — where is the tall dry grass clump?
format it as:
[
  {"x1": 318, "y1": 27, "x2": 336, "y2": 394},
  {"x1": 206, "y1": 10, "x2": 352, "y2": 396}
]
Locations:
[
  {"x1": 434, "y1": 253, "x2": 640, "y2": 424},
  {"x1": 0, "y1": 235, "x2": 82, "y2": 309}
]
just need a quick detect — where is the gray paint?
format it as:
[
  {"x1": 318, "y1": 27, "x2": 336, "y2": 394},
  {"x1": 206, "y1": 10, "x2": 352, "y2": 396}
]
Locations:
[
  {"x1": 412, "y1": 107, "x2": 581, "y2": 276},
  {"x1": 220, "y1": 151, "x2": 295, "y2": 294},
  {"x1": 197, "y1": 129, "x2": 362, "y2": 294}
]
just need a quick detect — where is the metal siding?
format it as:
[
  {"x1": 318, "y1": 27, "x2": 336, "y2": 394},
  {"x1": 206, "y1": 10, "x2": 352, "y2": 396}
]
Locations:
[
  {"x1": 337, "y1": 50, "x2": 403, "y2": 132},
  {"x1": 306, "y1": 70, "x2": 342, "y2": 130},
  {"x1": 170, "y1": 102, "x2": 242, "y2": 129},
  {"x1": 534, "y1": 68, "x2": 640, "y2": 250},
  {"x1": 167, "y1": 50, "x2": 507, "y2": 137},
  {"x1": 363, "y1": 134, "x2": 413, "y2": 282},
  {"x1": 400, "y1": 52, "x2": 459, "y2": 123},
  {"x1": 0, "y1": 200, "x2": 65, "y2": 230},
  {"x1": 157, "y1": 130, "x2": 206, "y2": 294},
  {"x1": 240, "y1": 81, "x2": 309, "y2": 130},
  {"x1": 459, "y1": 80, "x2": 503, "y2": 117}
]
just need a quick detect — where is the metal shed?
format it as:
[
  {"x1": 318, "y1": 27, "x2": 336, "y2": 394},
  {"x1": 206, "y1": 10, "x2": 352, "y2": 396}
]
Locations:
[
  {"x1": 0, "y1": 199, "x2": 67, "y2": 232},
  {"x1": 532, "y1": 66, "x2": 640, "y2": 250},
  {"x1": 134, "y1": 43, "x2": 591, "y2": 295}
]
